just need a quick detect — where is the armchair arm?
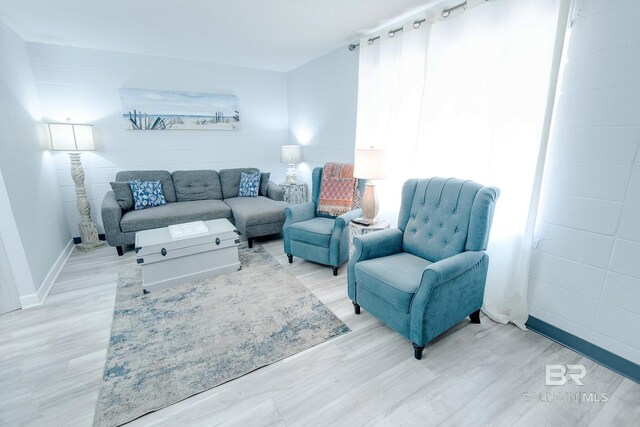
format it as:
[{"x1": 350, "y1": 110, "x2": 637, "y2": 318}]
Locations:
[
  {"x1": 101, "y1": 191, "x2": 123, "y2": 246},
  {"x1": 347, "y1": 228, "x2": 404, "y2": 301},
  {"x1": 334, "y1": 208, "x2": 362, "y2": 231},
  {"x1": 267, "y1": 181, "x2": 285, "y2": 201},
  {"x1": 285, "y1": 202, "x2": 316, "y2": 224},
  {"x1": 409, "y1": 251, "x2": 488, "y2": 346},
  {"x1": 351, "y1": 228, "x2": 404, "y2": 263},
  {"x1": 421, "y1": 251, "x2": 485, "y2": 286},
  {"x1": 329, "y1": 208, "x2": 362, "y2": 268},
  {"x1": 283, "y1": 202, "x2": 316, "y2": 254}
]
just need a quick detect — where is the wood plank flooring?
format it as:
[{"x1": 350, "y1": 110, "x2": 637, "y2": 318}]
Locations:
[{"x1": 1, "y1": 237, "x2": 638, "y2": 426}]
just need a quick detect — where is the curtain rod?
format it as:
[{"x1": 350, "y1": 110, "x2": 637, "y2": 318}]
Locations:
[
  {"x1": 348, "y1": 17, "x2": 427, "y2": 51},
  {"x1": 442, "y1": 1, "x2": 467, "y2": 18},
  {"x1": 444, "y1": 0, "x2": 495, "y2": 18},
  {"x1": 348, "y1": 0, "x2": 495, "y2": 51}
]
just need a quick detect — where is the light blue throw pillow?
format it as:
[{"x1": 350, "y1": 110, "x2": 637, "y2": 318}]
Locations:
[
  {"x1": 129, "y1": 180, "x2": 167, "y2": 210},
  {"x1": 238, "y1": 172, "x2": 260, "y2": 197}
]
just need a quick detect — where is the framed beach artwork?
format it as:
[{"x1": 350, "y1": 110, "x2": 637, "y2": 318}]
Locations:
[{"x1": 119, "y1": 88, "x2": 240, "y2": 130}]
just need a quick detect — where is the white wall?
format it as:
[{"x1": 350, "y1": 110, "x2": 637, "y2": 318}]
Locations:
[
  {"x1": 529, "y1": 0, "x2": 640, "y2": 364},
  {"x1": 287, "y1": 47, "x2": 359, "y2": 193},
  {"x1": 0, "y1": 23, "x2": 69, "y2": 299},
  {"x1": 0, "y1": 170, "x2": 29, "y2": 311},
  {"x1": 27, "y1": 43, "x2": 290, "y2": 237}
]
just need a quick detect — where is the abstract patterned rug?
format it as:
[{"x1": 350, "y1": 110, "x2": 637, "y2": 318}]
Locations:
[{"x1": 93, "y1": 245, "x2": 349, "y2": 427}]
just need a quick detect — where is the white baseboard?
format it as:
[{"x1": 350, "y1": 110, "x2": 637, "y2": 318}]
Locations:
[
  {"x1": 20, "y1": 239, "x2": 74, "y2": 309},
  {"x1": 19, "y1": 293, "x2": 40, "y2": 308}
]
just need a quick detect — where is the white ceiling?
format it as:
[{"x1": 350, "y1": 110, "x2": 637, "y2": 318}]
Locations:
[{"x1": 0, "y1": 0, "x2": 434, "y2": 72}]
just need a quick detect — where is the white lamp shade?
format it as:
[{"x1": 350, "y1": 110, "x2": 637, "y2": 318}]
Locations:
[
  {"x1": 48, "y1": 123, "x2": 95, "y2": 151},
  {"x1": 281, "y1": 145, "x2": 302, "y2": 164},
  {"x1": 353, "y1": 148, "x2": 387, "y2": 179},
  {"x1": 73, "y1": 125, "x2": 95, "y2": 150}
]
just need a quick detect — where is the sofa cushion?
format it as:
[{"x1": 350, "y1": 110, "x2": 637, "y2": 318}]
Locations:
[
  {"x1": 110, "y1": 181, "x2": 134, "y2": 211},
  {"x1": 287, "y1": 217, "x2": 336, "y2": 248},
  {"x1": 120, "y1": 200, "x2": 232, "y2": 233},
  {"x1": 219, "y1": 168, "x2": 260, "y2": 199},
  {"x1": 172, "y1": 170, "x2": 223, "y2": 201},
  {"x1": 224, "y1": 196, "x2": 287, "y2": 227},
  {"x1": 239, "y1": 172, "x2": 260, "y2": 197},
  {"x1": 260, "y1": 173, "x2": 270, "y2": 197},
  {"x1": 115, "y1": 170, "x2": 177, "y2": 203},
  {"x1": 355, "y1": 252, "x2": 432, "y2": 313}
]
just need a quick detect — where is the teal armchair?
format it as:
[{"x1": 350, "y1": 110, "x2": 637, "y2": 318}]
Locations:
[
  {"x1": 283, "y1": 167, "x2": 363, "y2": 275},
  {"x1": 348, "y1": 177, "x2": 499, "y2": 359}
]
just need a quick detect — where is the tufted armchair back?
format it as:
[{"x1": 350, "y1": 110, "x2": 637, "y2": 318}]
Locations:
[{"x1": 398, "y1": 178, "x2": 499, "y2": 262}]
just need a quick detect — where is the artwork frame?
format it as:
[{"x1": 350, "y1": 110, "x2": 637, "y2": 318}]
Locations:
[{"x1": 119, "y1": 88, "x2": 240, "y2": 131}]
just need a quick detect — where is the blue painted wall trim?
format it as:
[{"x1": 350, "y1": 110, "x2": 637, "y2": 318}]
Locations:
[{"x1": 527, "y1": 316, "x2": 640, "y2": 384}]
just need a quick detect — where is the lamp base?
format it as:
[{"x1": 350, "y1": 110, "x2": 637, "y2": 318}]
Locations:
[
  {"x1": 361, "y1": 182, "x2": 379, "y2": 224},
  {"x1": 76, "y1": 220, "x2": 106, "y2": 251},
  {"x1": 286, "y1": 164, "x2": 297, "y2": 184}
]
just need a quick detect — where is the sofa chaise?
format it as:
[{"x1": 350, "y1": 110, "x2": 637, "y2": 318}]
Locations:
[{"x1": 101, "y1": 168, "x2": 288, "y2": 255}]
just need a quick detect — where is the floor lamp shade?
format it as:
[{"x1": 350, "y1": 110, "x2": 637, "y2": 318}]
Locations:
[
  {"x1": 47, "y1": 123, "x2": 103, "y2": 250},
  {"x1": 281, "y1": 145, "x2": 302, "y2": 184},
  {"x1": 353, "y1": 148, "x2": 387, "y2": 224},
  {"x1": 48, "y1": 123, "x2": 95, "y2": 151}
]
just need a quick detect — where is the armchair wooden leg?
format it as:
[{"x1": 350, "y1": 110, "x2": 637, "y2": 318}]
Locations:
[
  {"x1": 470, "y1": 309, "x2": 481, "y2": 324},
  {"x1": 287, "y1": 254, "x2": 293, "y2": 263},
  {"x1": 413, "y1": 343, "x2": 425, "y2": 360},
  {"x1": 332, "y1": 266, "x2": 338, "y2": 276},
  {"x1": 353, "y1": 302, "x2": 361, "y2": 315},
  {"x1": 116, "y1": 246, "x2": 124, "y2": 256}
]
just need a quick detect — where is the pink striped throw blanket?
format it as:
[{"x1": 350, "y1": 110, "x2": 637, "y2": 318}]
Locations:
[{"x1": 316, "y1": 163, "x2": 361, "y2": 217}]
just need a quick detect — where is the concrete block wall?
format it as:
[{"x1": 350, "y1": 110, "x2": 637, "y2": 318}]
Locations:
[{"x1": 529, "y1": 0, "x2": 640, "y2": 364}]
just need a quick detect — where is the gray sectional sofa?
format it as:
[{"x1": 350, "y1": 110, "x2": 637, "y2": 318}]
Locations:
[{"x1": 101, "y1": 168, "x2": 288, "y2": 255}]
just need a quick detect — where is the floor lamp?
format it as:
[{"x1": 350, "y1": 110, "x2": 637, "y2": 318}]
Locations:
[
  {"x1": 353, "y1": 148, "x2": 387, "y2": 225},
  {"x1": 48, "y1": 123, "x2": 105, "y2": 251}
]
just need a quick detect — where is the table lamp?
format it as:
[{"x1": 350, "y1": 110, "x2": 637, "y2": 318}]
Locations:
[
  {"x1": 353, "y1": 148, "x2": 387, "y2": 225},
  {"x1": 48, "y1": 123, "x2": 105, "y2": 250},
  {"x1": 280, "y1": 145, "x2": 302, "y2": 184}
]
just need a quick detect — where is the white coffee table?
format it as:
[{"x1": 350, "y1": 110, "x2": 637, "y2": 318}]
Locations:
[{"x1": 135, "y1": 219, "x2": 241, "y2": 292}]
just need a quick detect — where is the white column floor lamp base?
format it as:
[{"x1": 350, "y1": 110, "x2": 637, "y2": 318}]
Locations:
[{"x1": 69, "y1": 152, "x2": 105, "y2": 251}]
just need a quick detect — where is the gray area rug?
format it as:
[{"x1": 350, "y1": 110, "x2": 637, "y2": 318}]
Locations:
[{"x1": 94, "y1": 245, "x2": 350, "y2": 426}]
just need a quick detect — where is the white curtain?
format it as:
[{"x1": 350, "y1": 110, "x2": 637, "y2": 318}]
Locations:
[
  {"x1": 354, "y1": 17, "x2": 431, "y2": 224},
  {"x1": 355, "y1": 0, "x2": 567, "y2": 329}
]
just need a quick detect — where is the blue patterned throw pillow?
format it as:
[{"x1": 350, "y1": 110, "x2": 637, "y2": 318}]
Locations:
[
  {"x1": 238, "y1": 172, "x2": 260, "y2": 197},
  {"x1": 129, "y1": 180, "x2": 167, "y2": 210}
]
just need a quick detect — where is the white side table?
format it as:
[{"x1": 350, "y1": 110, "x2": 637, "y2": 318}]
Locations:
[
  {"x1": 280, "y1": 183, "x2": 307, "y2": 204},
  {"x1": 349, "y1": 220, "x2": 390, "y2": 257}
]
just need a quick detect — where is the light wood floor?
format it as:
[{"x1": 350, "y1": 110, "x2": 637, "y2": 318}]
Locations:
[{"x1": 1, "y1": 237, "x2": 639, "y2": 426}]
